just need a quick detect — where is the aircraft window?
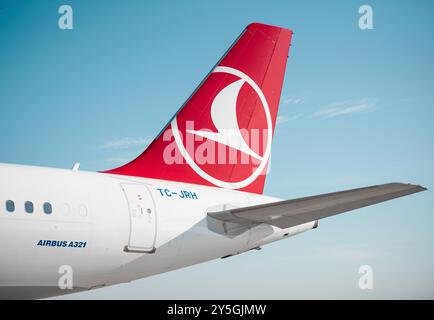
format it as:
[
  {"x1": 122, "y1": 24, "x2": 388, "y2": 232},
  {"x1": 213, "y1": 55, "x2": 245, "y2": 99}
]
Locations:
[
  {"x1": 43, "y1": 202, "x2": 52, "y2": 214},
  {"x1": 6, "y1": 200, "x2": 15, "y2": 212},
  {"x1": 25, "y1": 201, "x2": 34, "y2": 214}
]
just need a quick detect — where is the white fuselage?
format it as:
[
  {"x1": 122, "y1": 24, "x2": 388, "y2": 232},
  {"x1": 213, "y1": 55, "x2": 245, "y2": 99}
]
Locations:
[{"x1": 0, "y1": 163, "x2": 316, "y2": 299}]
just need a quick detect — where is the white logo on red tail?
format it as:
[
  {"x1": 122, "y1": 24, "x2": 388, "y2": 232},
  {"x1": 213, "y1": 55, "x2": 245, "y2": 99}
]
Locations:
[
  {"x1": 171, "y1": 66, "x2": 273, "y2": 189},
  {"x1": 187, "y1": 79, "x2": 263, "y2": 161}
]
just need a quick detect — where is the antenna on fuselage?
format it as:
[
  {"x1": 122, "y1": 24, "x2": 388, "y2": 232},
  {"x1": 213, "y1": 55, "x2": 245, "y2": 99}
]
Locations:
[{"x1": 72, "y1": 162, "x2": 80, "y2": 171}]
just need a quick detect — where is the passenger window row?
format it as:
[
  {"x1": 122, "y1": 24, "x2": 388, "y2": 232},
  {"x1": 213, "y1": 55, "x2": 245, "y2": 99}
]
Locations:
[{"x1": 5, "y1": 200, "x2": 52, "y2": 214}]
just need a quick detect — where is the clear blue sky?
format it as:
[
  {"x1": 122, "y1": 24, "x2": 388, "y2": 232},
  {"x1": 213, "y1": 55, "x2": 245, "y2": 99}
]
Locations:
[{"x1": 1, "y1": 0, "x2": 433, "y2": 299}]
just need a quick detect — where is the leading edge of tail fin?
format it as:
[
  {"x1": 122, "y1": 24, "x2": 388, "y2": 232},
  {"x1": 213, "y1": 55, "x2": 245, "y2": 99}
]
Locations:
[{"x1": 103, "y1": 23, "x2": 293, "y2": 194}]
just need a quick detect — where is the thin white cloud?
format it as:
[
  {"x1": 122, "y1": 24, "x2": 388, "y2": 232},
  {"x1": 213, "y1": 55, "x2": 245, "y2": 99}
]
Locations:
[
  {"x1": 105, "y1": 155, "x2": 134, "y2": 164},
  {"x1": 101, "y1": 137, "x2": 152, "y2": 150},
  {"x1": 104, "y1": 147, "x2": 144, "y2": 165},
  {"x1": 283, "y1": 96, "x2": 305, "y2": 105},
  {"x1": 276, "y1": 113, "x2": 303, "y2": 125},
  {"x1": 313, "y1": 99, "x2": 377, "y2": 119}
]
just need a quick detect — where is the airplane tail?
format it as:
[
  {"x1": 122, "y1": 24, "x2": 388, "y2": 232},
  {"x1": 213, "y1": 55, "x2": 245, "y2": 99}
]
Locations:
[{"x1": 104, "y1": 23, "x2": 293, "y2": 194}]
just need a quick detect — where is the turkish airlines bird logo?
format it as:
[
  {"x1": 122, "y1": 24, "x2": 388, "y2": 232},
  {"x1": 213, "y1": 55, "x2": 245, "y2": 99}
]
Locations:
[
  {"x1": 186, "y1": 78, "x2": 263, "y2": 161},
  {"x1": 171, "y1": 66, "x2": 273, "y2": 189}
]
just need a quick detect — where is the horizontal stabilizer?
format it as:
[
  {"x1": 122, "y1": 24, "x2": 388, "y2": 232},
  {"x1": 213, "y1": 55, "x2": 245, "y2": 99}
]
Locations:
[{"x1": 208, "y1": 183, "x2": 426, "y2": 229}]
